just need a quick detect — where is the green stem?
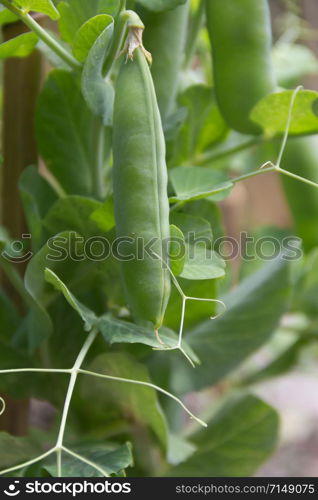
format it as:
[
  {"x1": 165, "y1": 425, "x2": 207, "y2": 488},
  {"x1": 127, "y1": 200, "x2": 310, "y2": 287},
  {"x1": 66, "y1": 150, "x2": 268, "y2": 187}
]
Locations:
[
  {"x1": 79, "y1": 368, "x2": 207, "y2": 428},
  {"x1": 232, "y1": 165, "x2": 276, "y2": 184},
  {"x1": 184, "y1": 0, "x2": 205, "y2": 69},
  {"x1": 194, "y1": 137, "x2": 261, "y2": 166},
  {"x1": 118, "y1": 0, "x2": 127, "y2": 12},
  {"x1": 278, "y1": 166, "x2": 318, "y2": 189},
  {"x1": 102, "y1": 12, "x2": 127, "y2": 76},
  {"x1": 1, "y1": 0, "x2": 81, "y2": 70},
  {"x1": 55, "y1": 330, "x2": 97, "y2": 453},
  {"x1": 92, "y1": 117, "x2": 105, "y2": 200},
  {"x1": 102, "y1": 9, "x2": 142, "y2": 76}
]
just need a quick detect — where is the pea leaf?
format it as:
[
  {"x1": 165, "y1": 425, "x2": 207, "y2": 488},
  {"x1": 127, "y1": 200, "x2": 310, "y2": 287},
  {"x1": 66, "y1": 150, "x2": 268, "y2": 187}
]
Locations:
[
  {"x1": 90, "y1": 197, "x2": 115, "y2": 232},
  {"x1": 241, "y1": 338, "x2": 309, "y2": 386},
  {"x1": 81, "y1": 353, "x2": 168, "y2": 450},
  {"x1": 19, "y1": 166, "x2": 58, "y2": 250},
  {"x1": 166, "y1": 395, "x2": 279, "y2": 477},
  {"x1": 273, "y1": 43, "x2": 318, "y2": 87},
  {"x1": 36, "y1": 70, "x2": 98, "y2": 195},
  {"x1": 169, "y1": 167, "x2": 233, "y2": 204},
  {"x1": 0, "y1": 433, "x2": 42, "y2": 470},
  {"x1": 170, "y1": 254, "x2": 291, "y2": 392},
  {"x1": 0, "y1": 32, "x2": 38, "y2": 59},
  {"x1": 44, "y1": 442, "x2": 133, "y2": 477},
  {"x1": 98, "y1": 315, "x2": 200, "y2": 364},
  {"x1": 170, "y1": 85, "x2": 227, "y2": 165},
  {"x1": 45, "y1": 268, "x2": 98, "y2": 331},
  {"x1": 58, "y1": 0, "x2": 117, "y2": 43},
  {"x1": 180, "y1": 245, "x2": 225, "y2": 280},
  {"x1": 169, "y1": 224, "x2": 185, "y2": 276},
  {"x1": 250, "y1": 89, "x2": 318, "y2": 137},
  {"x1": 73, "y1": 14, "x2": 113, "y2": 62},
  {"x1": 0, "y1": 6, "x2": 18, "y2": 25},
  {"x1": 170, "y1": 213, "x2": 213, "y2": 245},
  {"x1": 43, "y1": 195, "x2": 103, "y2": 237},
  {"x1": 81, "y1": 20, "x2": 114, "y2": 125},
  {"x1": 167, "y1": 434, "x2": 196, "y2": 466},
  {"x1": 137, "y1": 0, "x2": 187, "y2": 13},
  {"x1": 15, "y1": 0, "x2": 60, "y2": 20}
]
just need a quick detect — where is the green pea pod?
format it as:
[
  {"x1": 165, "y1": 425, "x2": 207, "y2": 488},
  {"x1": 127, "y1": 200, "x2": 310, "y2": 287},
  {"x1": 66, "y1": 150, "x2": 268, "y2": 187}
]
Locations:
[
  {"x1": 206, "y1": 0, "x2": 275, "y2": 134},
  {"x1": 113, "y1": 41, "x2": 171, "y2": 329},
  {"x1": 280, "y1": 136, "x2": 318, "y2": 252},
  {"x1": 140, "y1": 1, "x2": 189, "y2": 120}
]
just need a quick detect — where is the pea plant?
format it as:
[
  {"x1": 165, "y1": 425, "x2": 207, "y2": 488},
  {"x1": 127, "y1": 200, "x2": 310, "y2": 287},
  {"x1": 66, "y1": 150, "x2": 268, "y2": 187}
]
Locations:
[{"x1": 1, "y1": 0, "x2": 318, "y2": 478}]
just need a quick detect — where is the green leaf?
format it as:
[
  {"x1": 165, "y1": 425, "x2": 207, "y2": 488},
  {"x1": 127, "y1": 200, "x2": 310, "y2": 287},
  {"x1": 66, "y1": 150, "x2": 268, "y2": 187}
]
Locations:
[
  {"x1": 172, "y1": 255, "x2": 291, "y2": 392},
  {"x1": 81, "y1": 20, "x2": 114, "y2": 125},
  {"x1": 137, "y1": 0, "x2": 187, "y2": 13},
  {"x1": 0, "y1": 290, "x2": 19, "y2": 341},
  {"x1": 273, "y1": 43, "x2": 318, "y2": 87},
  {"x1": 169, "y1": 167, "x2": 233, "y2": 204},
  {"x1": 0, "y1": 432, "x2": 41, "y2": 470},
  {"x1": 0, "y1": 32, "x2": 38, "y2": 59},
  {"x1": 25, "y1": 231, "x2": 94, "y2": 309},
  {"x1": 250, "y1": 89, "x2": 318, "y2": 137},
  {"x1": 180, "y1": 245, "x2": 225, "y2": 280},
  {"x1": 73, "y1": 14, "x2": 113, "y2": 62},
  {"x1": 167, "y1": 434, "x2": 196, "y2": 466},
  {"x1": 19, "y1": 166, "x2": 58, "y2": 250},
  {"x1": 0, "y1": 7, "x2": 18, "y2": 25},
  {"x1": 242, "y1": 338, "x2": 309, "y2": 386},
  {"x1": 45, "y1": 268, "x2": 97, "y2": 331},
  {"x1": 90, "y1": 197, "x2": 115, "y2": 232},
  {"x1": 169, "y1": 224, "x2": 185, "y2": 276},
  {"x1": 44, "y1": 442, "x2": 133, "y2": 477},
  {"x1": 170, "y1": 213, "x2": 213, "y2": 245},
  {"x1": 58, "y1": 0, "x2": 117, "y2": 44},
  {"x1": 82, "y1": 353, "x2": 168, "y2": 449},
  {"x1": 43, "y1": 195, "x2": 102, "y2": 237},
  {"x1": 98, "y1": 315, "x2": 199, "y2": 364},
  {"x1": 36, "y1": 70, "x2": 97, "y2": 195},
  {"x1": 15, "y1": 0, "x2": 60, "y2": 20},
  {"x1": 174, "y1": 86, "x2": 227, "y2": 162},
  {"x1": 166, "y1": 394, "x2": 279, "y2": 477}
]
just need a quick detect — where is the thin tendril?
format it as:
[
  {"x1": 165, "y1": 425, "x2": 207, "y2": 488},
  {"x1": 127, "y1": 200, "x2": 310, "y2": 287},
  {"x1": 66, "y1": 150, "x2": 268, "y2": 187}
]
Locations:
[
  {"x1": 0, "y1": 397, "x2": 5, "y2": 416},
  {"x1": 151, "y1": 251, "x2": 226, "y2": 361},
  {"x1": 78, "y1": 369, "x2": 207, "y2": 428},
  {"x1": 276, "y1": 85, "x2": 303, "y2": 168}
]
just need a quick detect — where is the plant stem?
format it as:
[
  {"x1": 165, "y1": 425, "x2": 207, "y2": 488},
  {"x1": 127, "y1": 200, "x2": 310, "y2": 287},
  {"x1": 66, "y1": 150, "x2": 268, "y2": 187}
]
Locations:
[
  {"x1": 92, "y1": 117, "x2": 105, "y2": 200},
  {"x1": 0, "y1": 448, "x2": 56, "y2": 476},
  {"x1": 232, "y1": 165, "x2": 276, "y2": 184},
  {"x1": 0, "y1": 368, "x2": 70, "y2": 374},
  {"x1": 55, "y1": 330, "x2": 98, "y2": 475},
  {"x1": 184, "y1": 0, "x2": 205, "y2": 69},
  {"x1": 278, "y1": 166, "x2": 318, "y2": 189},
  {"x1": 1, "y1": 0, "x2": 81, "y2": 70},
  {"x1": 102, "y1": 9, "x2": 129, "y2": 76},
  {"x1": 194, "y1": 137, "x2": 261, "y2": 166}
]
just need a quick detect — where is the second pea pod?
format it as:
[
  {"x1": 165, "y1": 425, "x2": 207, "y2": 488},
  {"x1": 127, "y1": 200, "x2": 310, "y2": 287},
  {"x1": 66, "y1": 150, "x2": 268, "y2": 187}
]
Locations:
[{"x1": 206, "y1": 0, "x2": 276, "y2": 134}]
